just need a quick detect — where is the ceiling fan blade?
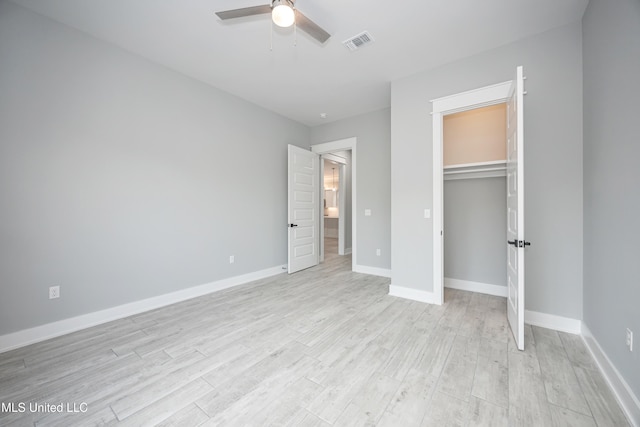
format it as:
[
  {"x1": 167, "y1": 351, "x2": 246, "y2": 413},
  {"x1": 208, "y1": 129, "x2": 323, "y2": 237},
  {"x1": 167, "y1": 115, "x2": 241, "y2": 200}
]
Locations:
[
  {"x1": 215, "y1": 5, "x2": 272, "y2": 20},
  {"x1": 294, "y1": 10, "x2": 330, "y2": 43}
]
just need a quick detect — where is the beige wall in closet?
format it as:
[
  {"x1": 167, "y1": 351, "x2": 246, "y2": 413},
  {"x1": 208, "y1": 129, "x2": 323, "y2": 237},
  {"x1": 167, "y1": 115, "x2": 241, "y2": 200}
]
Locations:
[{"x1": 444, "y1": 103, "x2": 506, "y2": 166}]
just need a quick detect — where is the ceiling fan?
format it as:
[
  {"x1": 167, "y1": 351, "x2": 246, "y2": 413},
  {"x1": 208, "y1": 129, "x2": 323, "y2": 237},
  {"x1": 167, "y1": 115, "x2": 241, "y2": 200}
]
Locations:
[{"x1": 215, "y1": 0, "x2": 330, "y2": 44}]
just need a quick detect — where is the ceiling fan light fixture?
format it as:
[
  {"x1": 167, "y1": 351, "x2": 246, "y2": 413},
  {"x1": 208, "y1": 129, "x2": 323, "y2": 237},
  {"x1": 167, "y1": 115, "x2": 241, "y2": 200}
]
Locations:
[{"x1": 272, "y1": 0, "x2": 295, "y2": 28}]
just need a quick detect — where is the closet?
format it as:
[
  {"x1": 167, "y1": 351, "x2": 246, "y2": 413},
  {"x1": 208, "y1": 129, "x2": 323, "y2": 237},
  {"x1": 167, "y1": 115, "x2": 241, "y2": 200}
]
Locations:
[{"x1": 443, "y1": 103, "x2": 508, "y2": 293}]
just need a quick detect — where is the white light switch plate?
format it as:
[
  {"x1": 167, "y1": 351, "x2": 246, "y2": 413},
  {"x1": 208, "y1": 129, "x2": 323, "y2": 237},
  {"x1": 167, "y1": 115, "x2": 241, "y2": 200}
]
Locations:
[
  {"x1": 364, "y1": 209, "x2": 372, "y2": 216},
  {"x1": 424, "y1": 209, "x2": 431, "y2": 219}
]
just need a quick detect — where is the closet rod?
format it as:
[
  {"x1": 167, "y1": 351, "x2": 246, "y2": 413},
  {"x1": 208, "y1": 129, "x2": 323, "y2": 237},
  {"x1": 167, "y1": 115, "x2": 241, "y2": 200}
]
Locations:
[
  {"x1": 443, "y1": 166, "x2": 506, "y2": 175},
  {"x1": 443, "y1": 160, "x2": 506, "y2": 169}
]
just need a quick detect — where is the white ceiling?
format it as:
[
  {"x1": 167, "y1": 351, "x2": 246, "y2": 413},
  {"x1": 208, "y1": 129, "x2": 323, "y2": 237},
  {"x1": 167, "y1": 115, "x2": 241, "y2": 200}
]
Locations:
[{"x1": 11, "y1": 0, "x2": 588, "y2": 126}]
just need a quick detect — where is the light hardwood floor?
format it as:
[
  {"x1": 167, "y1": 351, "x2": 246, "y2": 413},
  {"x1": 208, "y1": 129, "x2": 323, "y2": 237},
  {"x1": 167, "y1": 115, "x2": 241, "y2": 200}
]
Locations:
[{"x1": 0, "y1": 240, "x2": 630, "y2": 426}]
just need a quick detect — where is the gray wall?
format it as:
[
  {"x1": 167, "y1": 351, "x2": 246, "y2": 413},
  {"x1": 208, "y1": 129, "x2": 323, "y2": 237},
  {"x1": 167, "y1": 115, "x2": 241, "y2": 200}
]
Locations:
[
  {"x1": 0, "y1": 2, "x2": 310, "y2": 335},
  {"x1": 444, "y1": 177, "x2": 506, "y2": 287},
  {"x1": 311, "y1": 109, "x2": 391, "y2": 271},
  {"x1": 391, "y1": 22, "x2": 584, "y2": 318},
  {"x1": 583, "y1": 0, "x2": 640, "y2": 398}
]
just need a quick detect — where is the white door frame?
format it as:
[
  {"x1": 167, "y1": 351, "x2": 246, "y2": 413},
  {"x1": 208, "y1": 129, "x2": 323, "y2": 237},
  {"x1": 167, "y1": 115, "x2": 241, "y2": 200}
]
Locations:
[
  {"x1": 312, "y1": 137, "x2": 357, "y2": 271},
  {"x1": 337, "y1": 163, "x2": 346, "y2": 255},
  {"x1": 321, "y1": 154, "x2": 348, "y2": 258},
  {"x1": 319, "y1": 157, "x2": 325, "y2": 261},
  {"x1": 431, "y1": 81, "x2": 512, "y2": 305}
]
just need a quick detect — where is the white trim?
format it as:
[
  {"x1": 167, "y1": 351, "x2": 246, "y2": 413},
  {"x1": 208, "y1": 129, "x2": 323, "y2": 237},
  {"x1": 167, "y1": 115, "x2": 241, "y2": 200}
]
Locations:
[
  {"x1": 388, "y1": 285, "x2": 438, "y2": 304},
  {"x1": 338, "y1": 163, "x2": 346, "y2": 255},
  {"x1": 524, "y1": 310, "x2": 582, "y2": 334},
  {"x1": 582, "y1": 324, "x2": 640, "y2": 426},
  {"x1": 0, "y1": 265, "x2": 286, "y2": 354},
  {"x1": 433, "y1": 111, "x2": 444, "y2": 305},
  {"x1": 319, "y1": 155, "x2": 325, "y2": 263},
  {"x1": 312, "y1": 137, "x2": 357, "y2": 153},
  {"x1": 354, "y1": 265, "x2": 391, "y2": 278},
  {"x1": 444, "y1": 277, "x2": 507, "y2": 297},
  {"x1": 431, "y1": 81, "x2": 512, "y2": 114},
  {"x1": 312, "y1": 138, "x2": 357, "y2": 272},
  {"x1": 322, "y1": 153, "x2": 347, "y2": 165},
  {"x1": 432, "y1": 80, "x2": 514, "y2": 308}
]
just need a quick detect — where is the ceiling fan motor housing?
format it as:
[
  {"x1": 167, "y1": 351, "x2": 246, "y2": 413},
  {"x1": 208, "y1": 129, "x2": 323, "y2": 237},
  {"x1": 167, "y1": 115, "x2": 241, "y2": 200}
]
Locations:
[{"x1": 272, "y1": 0, "x2": 295, "y2": 28}]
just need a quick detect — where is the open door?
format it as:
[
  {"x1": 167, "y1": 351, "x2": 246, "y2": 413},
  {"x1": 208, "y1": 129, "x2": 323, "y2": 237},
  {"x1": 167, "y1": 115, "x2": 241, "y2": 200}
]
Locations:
[
  {"x1": 506, "y1": 66, "x2": 527, "y2": 350},
  {"x1": 288, "y1": 145, "x2": 319, "y2": 273}
]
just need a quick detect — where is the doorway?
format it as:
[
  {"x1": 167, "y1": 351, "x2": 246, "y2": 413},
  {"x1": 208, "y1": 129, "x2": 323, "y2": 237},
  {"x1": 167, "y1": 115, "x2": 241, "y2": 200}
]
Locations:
[
  {"x1": 443, "y1": 104, "x2": 508, "y2": 298},
  {"x1": 432, "y1": 66, "x2": 527, "y2": 350},
  {"x1": 322, "y1": 155, "x2": 346, "y2": 261},
  {"x1": 432, "y1": 80, "x2": 514, "y2": 304},
  {"x1": 311, "y1": 138, "x2": 357, "y2": 270}
]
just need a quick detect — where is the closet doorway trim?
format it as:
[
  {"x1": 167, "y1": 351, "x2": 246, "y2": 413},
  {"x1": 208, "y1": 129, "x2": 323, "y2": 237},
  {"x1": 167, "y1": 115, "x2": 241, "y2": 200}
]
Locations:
[{"x1": 431, "y1": 80, "x2": 512, "y2": 305}]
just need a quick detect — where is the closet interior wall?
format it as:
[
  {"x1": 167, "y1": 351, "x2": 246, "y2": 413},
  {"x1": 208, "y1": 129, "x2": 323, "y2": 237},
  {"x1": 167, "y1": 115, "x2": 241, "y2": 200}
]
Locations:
[{"x1": 443, "y1": 104, "x2": 508, "y2": 291}]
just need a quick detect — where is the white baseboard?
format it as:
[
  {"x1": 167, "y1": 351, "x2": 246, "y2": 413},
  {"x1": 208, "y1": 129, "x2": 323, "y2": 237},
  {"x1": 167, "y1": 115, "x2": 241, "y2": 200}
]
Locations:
[
  {"x1": 444, "y1": 277, "x2": 507, "y2": 297},
  {"x1": 394, "y1": 279, "x2": 581, "y2": 334},
  {"x1": 354, "y1": 265, "x2": 391, "y2": 278},
  {"x1": 582, "y1": 323, "x2": 640, "y2": 426},
  {"x1": 0, "y1": 265, "x2": 287, "y2": 354},
  {"x1": 388, "y1": 285, "x2": 438, "y2": 304},
  {"x1": 524, "y1": 310, "x2": 582, "y2": 334}
]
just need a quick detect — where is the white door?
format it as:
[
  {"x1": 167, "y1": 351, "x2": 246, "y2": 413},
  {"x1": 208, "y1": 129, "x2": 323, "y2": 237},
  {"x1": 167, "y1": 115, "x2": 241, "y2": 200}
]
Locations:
[
  {"x1": 506, "y1": 66, "x2": 527, "y2": 351},
  {"x1": 288, "y1": 144, "x2": 319, "y2": 273}
]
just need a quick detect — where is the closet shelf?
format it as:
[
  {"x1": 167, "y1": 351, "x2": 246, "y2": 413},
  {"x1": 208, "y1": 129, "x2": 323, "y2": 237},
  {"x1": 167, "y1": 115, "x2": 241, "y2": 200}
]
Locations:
[{"x1": 444, "y1": 160, "x2": 506, "y2": 180}]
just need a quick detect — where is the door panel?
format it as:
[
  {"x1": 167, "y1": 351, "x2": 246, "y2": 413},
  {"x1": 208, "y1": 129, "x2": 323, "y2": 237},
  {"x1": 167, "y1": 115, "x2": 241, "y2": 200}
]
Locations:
[
  {"x1": 288, "y1": 145, "x2": 319, "y2": 273},
  {"x1": 506, "y1": 66, "x2": 526, "y2": 351}
]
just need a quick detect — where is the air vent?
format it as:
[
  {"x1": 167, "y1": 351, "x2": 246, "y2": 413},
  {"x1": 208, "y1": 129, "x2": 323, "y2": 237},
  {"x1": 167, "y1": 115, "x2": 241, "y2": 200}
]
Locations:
[{"x1": 342, "y1": 31, "x2": 374, "y2": 51}]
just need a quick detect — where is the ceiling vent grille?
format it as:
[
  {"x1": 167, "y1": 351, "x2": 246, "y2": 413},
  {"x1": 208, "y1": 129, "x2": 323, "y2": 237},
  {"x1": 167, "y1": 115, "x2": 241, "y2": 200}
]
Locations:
[{"x1": 342, "y1": 31, "x2": 374, "y2": 51}]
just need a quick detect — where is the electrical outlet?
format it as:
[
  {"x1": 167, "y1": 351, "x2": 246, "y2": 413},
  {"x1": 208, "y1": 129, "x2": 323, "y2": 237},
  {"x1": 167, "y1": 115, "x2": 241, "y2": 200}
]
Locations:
[
  {"x1": 626, "y1": 328, "x2": 633, "y2": 352},
  {"x1": 49, "y1": 285, "x2": 60, "y2": 299},
  {"x1": 376, "y1": 249, "x2": 381, "y2": 256},
  {"x1": 229, "y1": 255, "x2": 235, "y2": 264}
]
